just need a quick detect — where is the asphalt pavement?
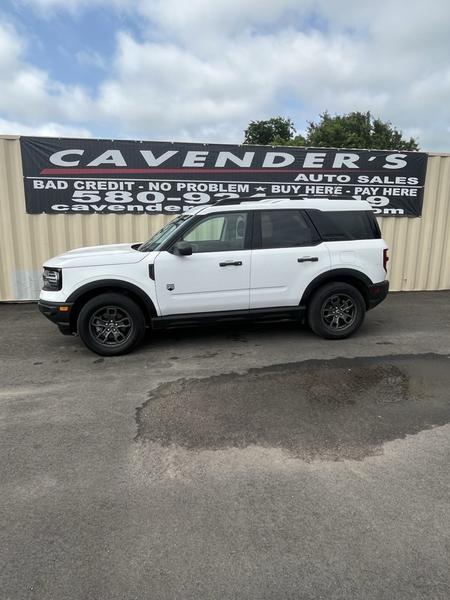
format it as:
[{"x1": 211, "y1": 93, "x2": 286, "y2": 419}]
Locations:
[{"x1": 1, "y1": 291, "x2": 450, "y2": 600}]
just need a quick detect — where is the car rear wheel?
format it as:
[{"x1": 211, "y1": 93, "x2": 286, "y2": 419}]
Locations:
[
  {"x1": 307, "y1": 282, "x2": 366, "y2": 339},
  {"x1": 77, "y1": 293, "x2": 145, "y2": 355}
]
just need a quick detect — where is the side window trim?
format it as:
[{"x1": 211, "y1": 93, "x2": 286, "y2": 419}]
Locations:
[
  {"x1": 246, "y1": 210, "x2": 255, "y2": 251},
  {"x1": 304, "y1": 209, "x2": 325, "y2": 242},
  {"x1": 367, "y1": 212, "x2": 382, "y2": 238},
  {"x1": 252, "y1": 210, "x2": 262, "y2": 249},
  {"x1": 301, "y1": 209, "x2": 323, "y2": 243}
]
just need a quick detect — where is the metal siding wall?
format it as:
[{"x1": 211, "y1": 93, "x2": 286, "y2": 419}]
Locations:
[
  {"x1": 379, "y1": 154, "x2": 450, "y2": 291},
  {"x1": 0, "y1": 137, "x2": 449, "y2": 300},
  {"x1": 0, "y1": 137, "x2": 171, "y2": 301}
]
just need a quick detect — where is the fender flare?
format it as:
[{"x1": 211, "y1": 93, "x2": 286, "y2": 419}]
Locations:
[
  {"x1": 67, "y1": 279, "x2": 157, "y2": 320},
  {"x1": 300, "y1": 269, "x2": 372, "y2": 307}
]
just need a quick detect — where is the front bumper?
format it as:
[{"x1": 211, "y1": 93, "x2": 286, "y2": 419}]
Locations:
[
  {"x1": 367, "y1": 280, "x2": 389, "y2": 309},
  {"x1": 38, "y1": 300, "x2": 74, "y2": 335}
]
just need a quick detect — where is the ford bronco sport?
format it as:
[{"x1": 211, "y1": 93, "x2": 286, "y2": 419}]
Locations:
[{"x1": 38, "y1": 197, "x2": 389, "y2": 355}]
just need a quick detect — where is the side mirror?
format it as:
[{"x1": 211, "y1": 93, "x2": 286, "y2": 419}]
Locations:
[{"x1": 173, "y1": 241, "x2": 193, "y2": 256}]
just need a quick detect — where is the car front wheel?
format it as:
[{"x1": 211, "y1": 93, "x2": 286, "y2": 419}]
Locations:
[
  {"x1": 307, "y1": 282, "x2": 366, "y2": 339},
  {"x1": 77, "y1": 293, "x2": 145, "y2": 355}
]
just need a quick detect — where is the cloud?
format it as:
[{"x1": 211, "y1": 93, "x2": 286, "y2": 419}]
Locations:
[
  {"x1": 3, "y1": 1, "x2": 450, "y2": 150},
  {"x1": 95, "y1": 32, "x2": 279, "y2": 142},
  {"x1": 0, "y1": 117, "x2": 91, "y2": 137},
  {"x1": 138, "y1": 0, "x2": 307, "y2": 43},
  {"x1": 75, "y1": 49, "x2": 106, "y2": 70},
  {"x1": 19, "y1": 0, "x2": 130, "y2": 13},
  {"x1": 0, "y1": 21, "x2": 94, "y2": 126}
]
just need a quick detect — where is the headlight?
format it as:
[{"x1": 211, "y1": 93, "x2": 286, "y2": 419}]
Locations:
[{"x1": 42, "y1": 267, "x2": 62, "y2": 291}]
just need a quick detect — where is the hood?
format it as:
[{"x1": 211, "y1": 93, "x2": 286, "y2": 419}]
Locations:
[{"x1": 44, "y1": 243, "x2": 148, "y2": 268}]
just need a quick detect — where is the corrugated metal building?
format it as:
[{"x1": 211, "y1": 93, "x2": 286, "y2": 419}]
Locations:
[{"x1": 0, "y1": 135, "x2": 449, "y2": 301}]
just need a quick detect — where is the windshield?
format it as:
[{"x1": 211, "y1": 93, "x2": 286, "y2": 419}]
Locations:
[{"x1": 138, "y1": 214, "x2": 193, "y2": 252}]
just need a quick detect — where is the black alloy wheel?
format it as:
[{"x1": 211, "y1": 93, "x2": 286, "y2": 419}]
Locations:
[
  {"x1": 308, "y1": 282, "x2": 366, "y2": 339},
  {"x1": 89, "y1": 305, "x2": 134, "y2": 347},
  {"x1": 78, "y1": 293, "x2": 146, "y2": 355},
  {"x1": 320, "y1": 293, "x2": 357, "y2": 331}
]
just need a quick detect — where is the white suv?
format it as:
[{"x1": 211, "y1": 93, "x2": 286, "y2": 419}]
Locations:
[{"x1": 39, "y1": 198, "x2": 389, "y2": 355}]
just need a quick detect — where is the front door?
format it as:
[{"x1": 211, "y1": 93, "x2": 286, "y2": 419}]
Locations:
[
  {"x1": 250, "y1": 209, "x2": 331, "y2": 308},
  {"x1": 154, "y1": 211, "x2": 251, "y2": 315}
]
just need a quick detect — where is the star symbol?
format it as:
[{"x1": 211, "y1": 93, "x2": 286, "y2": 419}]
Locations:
[{"x1": 255, "y1": 186, "x2": 267, "y2": 192}]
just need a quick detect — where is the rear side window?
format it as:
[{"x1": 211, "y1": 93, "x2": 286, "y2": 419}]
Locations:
[
  {"x1": 307, "y1": 210, "x2": 381, "y2": 241},
  {"x1": 259, "y1": 210, "x2": 319, "y2": 248}
]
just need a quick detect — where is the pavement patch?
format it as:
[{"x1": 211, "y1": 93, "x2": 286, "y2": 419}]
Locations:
[{"x1": 135, "y1": 353, "x2": 450, "y2": 461}]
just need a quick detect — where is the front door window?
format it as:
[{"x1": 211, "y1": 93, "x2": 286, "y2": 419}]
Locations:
[{"x1": 182, "y1": 212, "x2": 248, "y2": 253}]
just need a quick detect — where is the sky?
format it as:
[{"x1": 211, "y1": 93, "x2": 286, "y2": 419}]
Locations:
[{"x1": 0, "y1": 0, "x2": 449, "y2": 150}]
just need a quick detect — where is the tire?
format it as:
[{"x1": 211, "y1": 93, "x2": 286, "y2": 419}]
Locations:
[
  {"x1": 77, "y1": 293, "x2": 145, "y2": 356},
  {"x1": 307, "y1": 282, "x2": 366, "y2": 339}
]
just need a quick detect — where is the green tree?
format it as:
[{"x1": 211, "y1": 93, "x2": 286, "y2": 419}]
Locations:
[
  {"x1": 306, "y1": 111, "x2": 419, "y2": 150},
  {"x1": 271, "y1": 133, "x2": 308, "y2": 147},
  {"x1": 243, "y1": 111, "x2": 419, "y2": 150},
  {"x1": 243, "y1": 117, "x2": 305, "y2": 145}
]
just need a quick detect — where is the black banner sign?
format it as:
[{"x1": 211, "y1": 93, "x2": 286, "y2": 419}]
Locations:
[{"x1": 20, "y1": 136, "x2": 429, "y2": 217}]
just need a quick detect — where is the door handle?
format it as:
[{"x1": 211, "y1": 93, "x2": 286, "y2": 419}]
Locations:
[
  {"x1": 297, "y1": 256, "x2": 319, "y2": 263},
  {"x1": 219, "y1": 260, "x2": 243, "y2": 267}
]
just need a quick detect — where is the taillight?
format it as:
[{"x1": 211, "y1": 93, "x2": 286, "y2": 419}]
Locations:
[{"x1": 383, "y1": 248, "x2": 389, "y2": 271}]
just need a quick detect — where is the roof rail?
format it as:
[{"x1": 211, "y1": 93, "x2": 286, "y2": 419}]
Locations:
[
  {"x1": 213, "y1": 195, "x2": 293, "y2": 206},
  {"x1": 213, "y1": 195, "x2": 363, "y2": 206}
]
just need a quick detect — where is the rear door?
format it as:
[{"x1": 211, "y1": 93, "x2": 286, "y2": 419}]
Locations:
[
  {"x1": 249, "y1": 209, "x2": 331, "y2": 309},
  {"x1": 154, "y1": 210, "x2": 251, "y2": 315},
  {"x1": 306, "y1": 209, "x2": 387, "y2": 283}
]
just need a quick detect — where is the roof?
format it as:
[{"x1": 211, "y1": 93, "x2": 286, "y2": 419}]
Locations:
[{"x1": 199, "y1": 197, "x2": 372, "y2": 213}]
